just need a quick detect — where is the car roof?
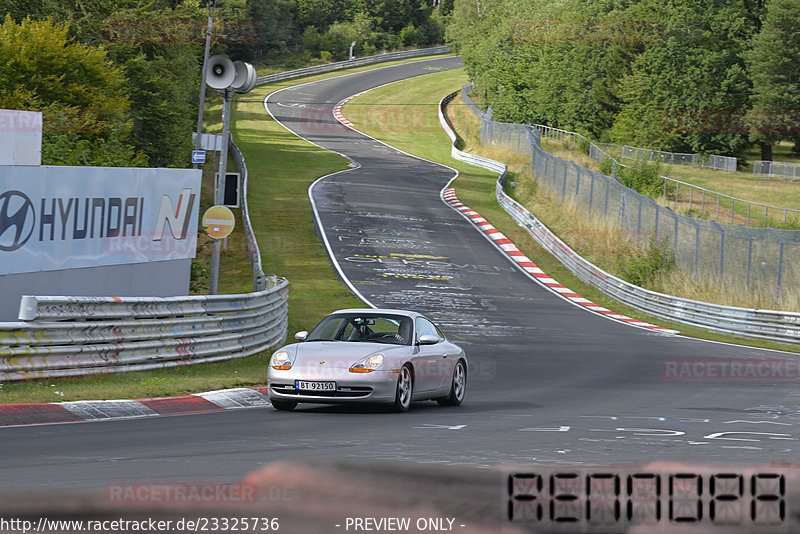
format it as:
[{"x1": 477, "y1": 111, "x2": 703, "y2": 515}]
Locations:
[{"x1": 329, "y1": 308, "x2": 422, "y2": 318}]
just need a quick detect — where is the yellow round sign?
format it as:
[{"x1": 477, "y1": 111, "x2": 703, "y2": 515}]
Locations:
[{"x1": 202, "y1": 205, "x2": 235, "y2": 239}]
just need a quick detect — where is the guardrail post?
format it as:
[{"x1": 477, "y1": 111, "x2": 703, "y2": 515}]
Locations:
[
  {"x1": 588, "y1": 171, "x2": 595, "y2": 217},
  {"x1": 747, "y1": 203, "x2": 751, "y2": 226}
]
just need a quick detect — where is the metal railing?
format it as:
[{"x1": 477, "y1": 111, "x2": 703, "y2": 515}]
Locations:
[
  {"x1": 229, "y1": 134, "x2": 267, "y2": 291},
  {"x1": 462, "y1": 84, "x2": 800, "y2": 300},
  {"x1": 440, "y1": 91, "x2": 800, "y2": 344},
  {"x1": 596, "y1": 143, "x2": 736, "y2": 172},
  {"x1": 754, "y1": 160, "x2": 800, "y2": 180},
  {"x1": 0, "y1": 278, "x2": 289, "y2": 381},
  {"x1": 589, "y1": 145, "x2": 800, "y2": 227},
  {"x1": 255, "y1": 46, "x2": 451, "y2": 87}
]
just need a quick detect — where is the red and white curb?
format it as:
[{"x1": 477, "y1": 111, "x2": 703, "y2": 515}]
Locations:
[
  {"x1": 333, "y1": 91, "x2": 367, "y2": 128},
  {"x1": 0, "y1": 387, "x2": 272, "y2": 427},
  {"x1": 442, "y1": 188, "x2": 678, "y2": 334}
]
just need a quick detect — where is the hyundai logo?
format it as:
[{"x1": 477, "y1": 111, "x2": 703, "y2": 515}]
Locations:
[{"x1": 0, "y1": 190, "x2": 35, "y2": 251}]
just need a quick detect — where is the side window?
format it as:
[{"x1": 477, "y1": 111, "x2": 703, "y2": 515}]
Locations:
[
  {"x1": 434, "y1": 324, "x2": 446, "y2": 340},
  {"x1": 415, "y1": 318, "x2": 440, "y2": 342}
]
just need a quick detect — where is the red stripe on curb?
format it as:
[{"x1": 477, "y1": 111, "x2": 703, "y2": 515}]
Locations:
[
  {"x1": 137, "y1": 395, "x2": 224, "y2": 415},
  {"x1": 0, "y1": 403, "x2": 83, "y2": 426},
  {"x1": 442, "y1": 187, "x2": 677, "y2": 334}
]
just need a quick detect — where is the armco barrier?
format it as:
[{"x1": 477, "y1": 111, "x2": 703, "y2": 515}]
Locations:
[
  {"x1": 255, "y1": 46, "x2": 451, "y2": 86},
  {"x1": 0, "y1": 277, "x2": 288, "y2": 381},
  {"x1": 439, "y1": 91, "x2": 800, "y2": 345}
]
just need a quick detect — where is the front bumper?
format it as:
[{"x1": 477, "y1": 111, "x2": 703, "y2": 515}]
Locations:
[{"x1": 267, "y1": 368, "x2": 398, "y2": 405}]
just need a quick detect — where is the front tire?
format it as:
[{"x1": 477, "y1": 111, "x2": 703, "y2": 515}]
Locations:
[
  {"x1": 271, "y1": 399, "x2": 297, "y2": 411},
  {"x1": 437, "y1": 360, "x2": 466, "y2": 406},
  {"x1": 392, "y1": 365, "x2": 413, "y2": 412}
]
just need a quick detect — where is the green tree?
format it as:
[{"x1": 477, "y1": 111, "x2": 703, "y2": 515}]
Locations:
[
  {"x1": 744, "y1": 0, "x2": 800, "y2": 161},
  {"x1": 0, "y1": 15, "x2": 143, "y2": 166}
]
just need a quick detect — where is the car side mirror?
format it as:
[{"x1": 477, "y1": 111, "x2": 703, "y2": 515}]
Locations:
[
  {"x1": 295, "y1": 331, "x2": 308, "y2": 341},
  {"x1": 418, "y1": 334, "x2": 439, "y2": 345}
]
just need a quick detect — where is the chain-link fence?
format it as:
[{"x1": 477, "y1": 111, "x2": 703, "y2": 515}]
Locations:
[
  {"x1": 461, "y1": 84, "x2": 800, "y2": 301},
  {"x1": 596, "y1": 143, "x2": 736, "y2": 172},
  {"x1": 754, "y1": 160, "x2": 800, "y2": 180}
]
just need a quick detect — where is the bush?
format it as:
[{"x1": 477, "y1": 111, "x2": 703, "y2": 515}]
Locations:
[
  {"x1": 618, "y1": 235, "x2": 675, "y2": 287},
  {"x1": 598, "y1": 157, "x2": 615, "y2": 176},
  {"x1": 616, "y1": 159, "x2": 664, "y2": 197}
]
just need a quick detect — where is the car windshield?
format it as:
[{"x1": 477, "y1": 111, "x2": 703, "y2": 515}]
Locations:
[{"x1": 305, "y1": 313, "x2": 412, "y2": 345}]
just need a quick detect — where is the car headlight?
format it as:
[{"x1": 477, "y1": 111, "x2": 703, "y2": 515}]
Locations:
[
  {"x1": 349, "y1": 354, "x2": 384, "y2": 373},
  {"x1": 271, "y1": 350, "x2": 293, "y2": 370}
]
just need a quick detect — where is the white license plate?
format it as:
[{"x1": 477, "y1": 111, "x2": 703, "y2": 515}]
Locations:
[{"x1": 295, "y1": 380, "x2": 336, "y2": 392}]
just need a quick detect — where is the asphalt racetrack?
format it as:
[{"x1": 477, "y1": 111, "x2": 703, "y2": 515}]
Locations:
[{"x1": 2, "y1": 59, "x2": 799, "y2": 528}]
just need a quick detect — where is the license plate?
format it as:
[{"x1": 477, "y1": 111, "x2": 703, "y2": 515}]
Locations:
[{"x1": 295, "y1": 380, "x2": 336, "y2": 392}]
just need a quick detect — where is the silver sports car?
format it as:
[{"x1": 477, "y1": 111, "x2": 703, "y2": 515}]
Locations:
[{"x1": 267, "y1": 309, "x2": 467, "y2": 412}]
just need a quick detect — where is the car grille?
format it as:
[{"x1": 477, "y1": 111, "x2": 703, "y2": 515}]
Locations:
[{"x1": 270, "y1": 384, "x2": 372, "y2": 398}]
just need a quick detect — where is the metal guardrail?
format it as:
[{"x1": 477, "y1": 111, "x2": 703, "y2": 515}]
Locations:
[
  {"x1": 229, "y1": 134, "x2": 267, "y2": 291},
  {"x1": 440, "y1": 91, "x2": 800, "y2": 345},
  {"x1": 255, "y1": 46, "x2": 451, "y2": 86},
  {"x1": 0, "y1": 278, "x2": 288, "y2": 381}
]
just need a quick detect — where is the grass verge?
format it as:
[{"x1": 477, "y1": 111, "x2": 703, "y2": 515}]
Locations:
[
  {"x1": 0, "y1": 55, "x2": 453, "y2": 404},
  {"x1": 342, "y1": 69, "x2": 800, "y2": 354}
]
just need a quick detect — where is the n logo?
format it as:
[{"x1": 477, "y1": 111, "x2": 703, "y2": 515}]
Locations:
[{"x1": 153, "y1": 188, "x2": 196, "y2": 241}]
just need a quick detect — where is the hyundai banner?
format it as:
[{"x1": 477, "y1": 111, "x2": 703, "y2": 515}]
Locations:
[{"x1": 0, "y1": 166, "x2": 201, "y2": 275}]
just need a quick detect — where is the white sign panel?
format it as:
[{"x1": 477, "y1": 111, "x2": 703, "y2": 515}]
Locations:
[
  {"x1": 0, "y1": 166, "x2": 201, "y2": 275},
  {"x1": 0, "y1": 110, "x2": 42, "y2": 165}
]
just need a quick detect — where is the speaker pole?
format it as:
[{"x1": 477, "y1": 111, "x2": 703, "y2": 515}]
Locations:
[
  {"x1": 194, "y1": 0, "x2": 215, "y2": 169},
  {"x1": 209, "y1": 87, "x2": 231, "y2": 295}
]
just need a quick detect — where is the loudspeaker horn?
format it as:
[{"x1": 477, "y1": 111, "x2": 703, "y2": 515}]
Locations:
[
  {"x1": 231, "y1": 61, "x2": 257, "y2": 94},
  {"x1": 206, "y1": 55, "x2": 235, "y2": 90}
]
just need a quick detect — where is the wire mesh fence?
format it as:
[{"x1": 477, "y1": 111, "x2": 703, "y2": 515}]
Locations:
[
  {"x1": 596, "y1": 143, "x2": 737, "y2": 172},
  {"x1": 461, "y1": 84, "x2": 800, "y2": 301},
  {"x1": 753, "y1": 160, "x2": 800, "y2": 180}
]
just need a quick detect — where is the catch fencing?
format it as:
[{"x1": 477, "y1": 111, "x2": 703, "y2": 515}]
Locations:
[
  {"x1": 440, "y1": 92, "x2": 800, "y2": 344},
  {"x1": 754, "y1": 160, "x2": 800, "y2": 180},
  {"x1": 461, "y1": 84, "x2": 800, "y2": 305}
]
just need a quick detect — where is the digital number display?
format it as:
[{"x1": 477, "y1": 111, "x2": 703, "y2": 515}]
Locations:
[{"x1": 506, "y1": 467, "x2": 789, "y2": 533}]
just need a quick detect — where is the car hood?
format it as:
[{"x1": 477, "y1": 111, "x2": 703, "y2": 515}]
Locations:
[{"x1": 293, "y1": 341, "x2": 406, "y2": 363}]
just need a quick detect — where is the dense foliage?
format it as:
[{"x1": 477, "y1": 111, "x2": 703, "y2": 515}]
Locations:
[
  {"x1": 447, "y1": 0, "x2": 799, "y2": 159},
  {"x1": 0, "y1": 0, "x2": 449, "y2": 167}
]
